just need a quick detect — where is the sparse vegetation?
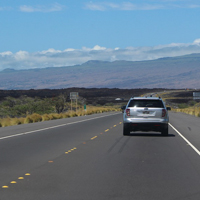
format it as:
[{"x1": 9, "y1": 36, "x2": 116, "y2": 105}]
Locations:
[
  {"x1": 178, "y1": 103, "x2": 189, "y2": 109},
  {"x1": 0, "y1": 94, "x2": 121, "y2": 127},
  {"x1": 172, "y1": 106, "x2": 200, "y2": 117},
  {"x1": 158, "y1": 90, "x2": 200, "y2": 118},
  {"x1": 0, "y1": 105, "x2": 120, "y2": 127},
  {"x1": 2, "y1": 88, "x2": 200, "y2": 128},
  {"x1": 0, "y1": 96, "x2": 55, "y2": 117}
]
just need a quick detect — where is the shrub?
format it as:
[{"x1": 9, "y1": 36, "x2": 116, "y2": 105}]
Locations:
[
  {"x1": 24, "y1": 116, "x2": 33, "y2": 124},
  {"x1": 0, "y1": 117, "x2": 12, "y2": 127},
  {"x1": 0, "y1": 105, "x2": 120, "y2": 127},
  {"x1": 178, "y1": 103, "x2": 188, "y2": 109},
  {"x1": 42, "y1": 114, "x2": 51, "y2": 121},
  {"x1": 61, "y1": 113, "x2": 71, "y2": 118},
  {"x1": 48, "y1": 114, "x2": 61, "y2": 120},
  {"x1": 51, "y1": 113, "x2": 63, "y2": 119},
  {"x1": 25, "y1": 113, "x2": 42, "y2": 124},
  {"x1": 188, "y1": 100, "x2": 197, "y2": 107},
  {"x1": 70, "y1": 112, "x2": 78, "y2": 117},
  {"x1": 12, "y1": 118, "x2": 24, "y2": 125}
]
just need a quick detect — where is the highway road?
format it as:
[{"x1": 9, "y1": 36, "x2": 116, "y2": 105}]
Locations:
[{"x1": 1, "y1": 111, "x2": 200, "y2": 200}]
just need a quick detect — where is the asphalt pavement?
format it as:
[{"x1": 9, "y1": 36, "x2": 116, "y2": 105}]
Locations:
[{"x1": 1, "y1": 111, "x2": 200, "y2": 200}]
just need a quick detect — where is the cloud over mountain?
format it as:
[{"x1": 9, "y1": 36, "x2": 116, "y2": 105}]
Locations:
[{"x1": 0, "y1": 40, "x2": 200, "y2": 71}]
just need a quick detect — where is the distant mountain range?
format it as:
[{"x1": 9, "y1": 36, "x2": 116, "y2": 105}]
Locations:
[{"x1": 0, "y1": 53, "x2": 200, "y2": 90}]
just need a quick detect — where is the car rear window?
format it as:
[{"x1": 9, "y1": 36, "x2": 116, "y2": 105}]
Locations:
[{"x1": 128, "y1": 100, "x2": 164, "y2": 108}]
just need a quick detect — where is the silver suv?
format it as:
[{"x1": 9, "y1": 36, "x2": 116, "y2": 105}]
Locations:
[{"x1": 122, "y1": 97, "x2": 170, "y2": 136}]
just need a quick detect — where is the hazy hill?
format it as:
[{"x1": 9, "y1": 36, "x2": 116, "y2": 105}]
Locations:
[{"x1": 0, "y1": 53, "x2": 200, "y2": 89}]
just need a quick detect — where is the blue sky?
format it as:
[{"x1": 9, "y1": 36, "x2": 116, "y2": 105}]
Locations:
[{"x1": 0, "y1": 0, "x2": 200, "y2": 70}]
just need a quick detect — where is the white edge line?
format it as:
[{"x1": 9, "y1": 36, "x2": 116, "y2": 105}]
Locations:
[
  {"x1": 169, "y1": 123, "x2": 200, "y2": 156},
  {"x1": 0, "y1": 113, "x2": 120, "y2": 141}
]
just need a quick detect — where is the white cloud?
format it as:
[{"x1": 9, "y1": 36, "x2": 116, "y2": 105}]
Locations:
[
  {"x1": 121, "y1": 2, "x2": 164, "y2": 10},
  {"x1": 41, "y1": 48, "x2": 62, "y2": 54},
  {"x1": 1, "y1": 41, "x2": 200, "y2": 71},
  {"x1": 0, "y1": 51, "x2": 13, "y2": 57},
  {"x1": 14, "y1": 51, "x2": 29, "y2": 60},
  {"x1": 82, "y1": 45, "x2": 106, "y2": 51},
  {"x1": 193, "y1": 38, "x2": 200, "y2": 45},
  {"x1": 85, "y1": 2, "x2": 164, "y2": 11},
  {"x1": 19, "y1": 3, "x2": 65, "y2": 13},
  {"x1": 64, "y1": 48, "x2": 75, "y2": 52},
  {"x1": 85, "y1": 1, "x2": 200, "y2": 11},
  {"x1": 93, "y1": 45, "x2": 106, "y2": 50},
  {"x1": 84, "y1": 3, "x2": 106, "y2": 11}
]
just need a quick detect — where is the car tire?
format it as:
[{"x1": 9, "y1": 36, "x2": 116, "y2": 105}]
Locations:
[
  {"x1": 123, "y1": 125, "x2": 130, "y2": 136},
  {"x1": 161, "y1": 126, "x2": 168, "y2": 136}
]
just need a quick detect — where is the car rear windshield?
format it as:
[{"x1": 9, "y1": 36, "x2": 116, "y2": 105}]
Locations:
[{"x1": 128, "y1": 100, "x2": 164, "y2": 108}]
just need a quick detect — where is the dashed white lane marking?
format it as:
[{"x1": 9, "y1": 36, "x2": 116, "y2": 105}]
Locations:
[
  {"x1": 0, "y1": 113, "x2": 120, "y2": 141},
  {"x1": 169, "y1": 123, "x2": 200, "y2": 156}
]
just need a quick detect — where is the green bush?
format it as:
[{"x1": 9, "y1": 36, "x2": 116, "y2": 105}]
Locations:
[
  {"x1": 178, "y1": 103, "x2": 189, "y2": 109},
  {"x1": 188, "y1": 100, "x2": 197, "y2": 106}
]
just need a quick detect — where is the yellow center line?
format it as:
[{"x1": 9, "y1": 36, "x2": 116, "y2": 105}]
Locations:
[
  {"x1": 10, "y1": 181, "x2": 17, "y2": 184},
  {"x1": 2, "y1": 186, "x2": 9, "y2": 189},
  {"x1": 91, "y1": 136, "x2": 97, "y2": 140},
  {"x1": 1, "y1": 122, "x2": 121, "y2": 191}
]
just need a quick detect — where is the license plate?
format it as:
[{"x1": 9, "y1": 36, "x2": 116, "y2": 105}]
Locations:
[{"x1": 143, "y1": 111, "x2": 149, "y2": 114}]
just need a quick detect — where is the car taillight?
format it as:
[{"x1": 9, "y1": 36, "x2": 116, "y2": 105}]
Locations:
[
  {"x1": 162, "y1": 109, "x2": 166, "y2": 117},
  {"x1": 126, "y1": 109, "x2": 130, "y2": 116}
]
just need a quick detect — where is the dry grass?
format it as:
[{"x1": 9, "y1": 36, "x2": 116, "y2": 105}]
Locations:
[
  {"x1": 0, "y1": 117, "x2": 24, "y2": 127},
  {"x1": 152, "y1": 90, "x2": 200, "y2": 117},
  {"x1": 158, "y1": 90, "x2": 200, "y2": 117},
  {"x1": 173, "y1": 106, "x2": 200, "y2": 117},
  {"x1": 0, "y1": 105, "x2": 120, "y2": 127},
  {"x1": 24, "y1": 113, "x2": 43, "y2": 124}
]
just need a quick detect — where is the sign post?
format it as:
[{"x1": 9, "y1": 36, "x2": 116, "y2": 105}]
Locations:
[{"x1": 70, "y1": 92, "x2": 79, "y2": 113}]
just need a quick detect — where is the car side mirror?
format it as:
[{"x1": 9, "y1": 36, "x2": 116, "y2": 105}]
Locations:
[{"x1": 121, "y1": 105, "x2": 126, "y2": 113}]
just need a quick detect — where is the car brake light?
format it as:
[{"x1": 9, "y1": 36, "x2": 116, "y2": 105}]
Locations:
[
  {"x1": 162, "y1": 109, "x2": 166, "y2": 117},
  {"x1": 126, "y1": 109, "x2": 130, "y2": 116}
]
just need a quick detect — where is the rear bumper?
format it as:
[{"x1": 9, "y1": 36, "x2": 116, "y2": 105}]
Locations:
[{"x1": 124, "y1": 122, "x2": 168, "y2": 132}]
